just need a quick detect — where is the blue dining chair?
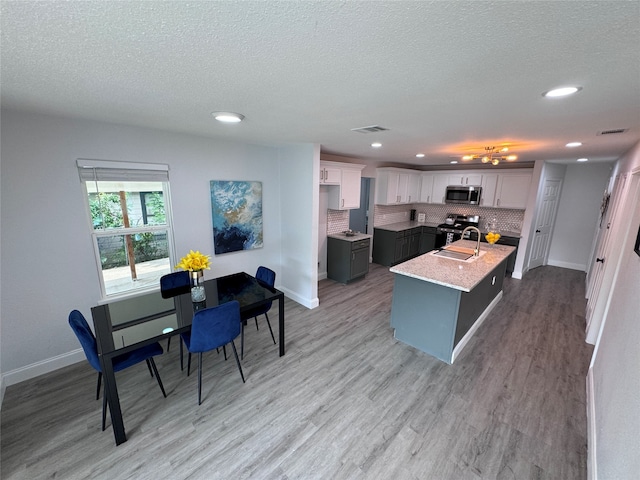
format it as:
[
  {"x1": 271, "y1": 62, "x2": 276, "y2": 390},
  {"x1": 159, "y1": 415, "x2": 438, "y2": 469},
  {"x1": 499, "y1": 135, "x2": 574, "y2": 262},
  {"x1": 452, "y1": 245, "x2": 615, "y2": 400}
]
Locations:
[
  {"x1": 241, "y1": 266, "x2": 276, "y2": 359},
  {"x1": 160, "y1": 271, "x2": 191, "y2": 299},
  {"x1": 160, "y1": 271, "x2": 191, "y2": 354},
  {"x1": 180, "y1": 300, "x2": 245, "y2": 405},
  {"x1": 68, "y1": 310, "x2": 167, "y2": 431}
]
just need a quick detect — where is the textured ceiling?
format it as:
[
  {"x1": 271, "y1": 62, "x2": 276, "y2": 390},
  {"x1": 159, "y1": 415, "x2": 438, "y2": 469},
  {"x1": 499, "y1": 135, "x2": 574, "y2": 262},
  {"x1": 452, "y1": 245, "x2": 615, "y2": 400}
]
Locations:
[{"x1": 2, "y1": 1, "x2": 639, "y2": 167}]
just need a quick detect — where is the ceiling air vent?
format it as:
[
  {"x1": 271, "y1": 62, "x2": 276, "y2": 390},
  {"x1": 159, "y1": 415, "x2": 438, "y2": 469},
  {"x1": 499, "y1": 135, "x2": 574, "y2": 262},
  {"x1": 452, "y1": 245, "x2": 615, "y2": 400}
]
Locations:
[
  {"x1": 597, "y1": 128, "x2": 628, "y2": 135},
  {"x1": 351, "y1": 125, "x2": 389, "y2": 134}
]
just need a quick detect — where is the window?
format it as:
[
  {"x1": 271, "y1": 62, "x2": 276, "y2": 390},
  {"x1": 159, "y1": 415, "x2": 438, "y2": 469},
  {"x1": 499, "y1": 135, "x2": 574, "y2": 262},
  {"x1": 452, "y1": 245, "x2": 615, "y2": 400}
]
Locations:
[{"x1": 78, "y1": 159, "x2": 175, "y2": 299}]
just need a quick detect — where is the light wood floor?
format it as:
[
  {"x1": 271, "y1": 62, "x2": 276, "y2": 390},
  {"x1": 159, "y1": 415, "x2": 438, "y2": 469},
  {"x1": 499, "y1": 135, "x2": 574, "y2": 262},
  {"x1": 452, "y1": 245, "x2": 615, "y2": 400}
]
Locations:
[{"x1": 1, "y1": 264, "x2": 593, "y2": 479}]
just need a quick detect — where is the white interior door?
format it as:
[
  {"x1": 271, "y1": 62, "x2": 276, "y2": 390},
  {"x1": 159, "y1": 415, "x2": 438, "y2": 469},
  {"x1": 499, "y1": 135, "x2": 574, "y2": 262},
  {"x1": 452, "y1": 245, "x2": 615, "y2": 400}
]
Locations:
[
  {"x1": 585, "y1": 173, "x2": 627, "y2": 339},
  {"x1": 529, "y1": 178, "x2": 562, "y2": 269}
]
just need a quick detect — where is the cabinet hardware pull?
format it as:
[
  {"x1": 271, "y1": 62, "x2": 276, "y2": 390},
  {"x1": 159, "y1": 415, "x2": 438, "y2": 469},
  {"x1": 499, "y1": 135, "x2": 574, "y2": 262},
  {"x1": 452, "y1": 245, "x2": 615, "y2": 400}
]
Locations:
[
  {"x1": 596, "y1": 257, "x2": 605, "y2": 263},
  {"x1": 535, "y1": 229, "x2": 541, "y2": 233}
]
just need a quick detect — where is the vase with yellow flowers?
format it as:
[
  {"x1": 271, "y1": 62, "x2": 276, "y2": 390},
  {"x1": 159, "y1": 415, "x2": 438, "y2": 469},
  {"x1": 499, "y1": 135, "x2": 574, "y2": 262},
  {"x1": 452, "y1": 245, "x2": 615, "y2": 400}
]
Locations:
[{"x1": 176, "y1": 250, "x2": 211, "y2": 302}]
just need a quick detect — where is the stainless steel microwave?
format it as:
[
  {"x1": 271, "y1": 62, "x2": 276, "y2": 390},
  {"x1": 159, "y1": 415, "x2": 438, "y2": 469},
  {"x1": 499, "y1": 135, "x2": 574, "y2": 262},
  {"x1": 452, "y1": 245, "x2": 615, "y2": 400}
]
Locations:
[{"x1": 445, "y1": 185, "x2": 482, "y2": 205}]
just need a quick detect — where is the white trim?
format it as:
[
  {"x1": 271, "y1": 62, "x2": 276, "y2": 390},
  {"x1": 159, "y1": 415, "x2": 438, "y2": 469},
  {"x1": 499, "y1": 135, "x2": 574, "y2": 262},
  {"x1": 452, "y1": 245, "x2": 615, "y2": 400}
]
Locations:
[
  {"x1": 1, "y1": 349, "x2": 86, "y2": 388},
  {"x1": 547, "y1": 259, "x2": 587, "y2": 271},
  {"x1": 587, "y1": 366, "x2": 597, "y2": 480},
  {"x1": 451, "y1": 291, "x2": 503, "y2": 363},
  {"x1": 77, "y1": 158, "x2": 169, "y2": 171},
  {"x1": 277, "y1": 286, "x2": 319, "y2": 309}
]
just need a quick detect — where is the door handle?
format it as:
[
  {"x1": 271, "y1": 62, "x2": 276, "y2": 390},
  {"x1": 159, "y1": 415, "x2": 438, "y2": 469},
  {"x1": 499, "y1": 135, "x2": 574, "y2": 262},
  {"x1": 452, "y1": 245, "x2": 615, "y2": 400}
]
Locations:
[{"x1": 596, "y1": 258, "x2": 605, "y2": 263}]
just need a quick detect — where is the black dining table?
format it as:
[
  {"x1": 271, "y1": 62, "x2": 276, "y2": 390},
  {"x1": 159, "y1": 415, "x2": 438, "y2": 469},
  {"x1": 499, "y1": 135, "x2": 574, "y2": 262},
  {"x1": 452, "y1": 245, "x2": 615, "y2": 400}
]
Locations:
[{"x1": 90, "y1": 271, "x2": 285, "y2": 446}]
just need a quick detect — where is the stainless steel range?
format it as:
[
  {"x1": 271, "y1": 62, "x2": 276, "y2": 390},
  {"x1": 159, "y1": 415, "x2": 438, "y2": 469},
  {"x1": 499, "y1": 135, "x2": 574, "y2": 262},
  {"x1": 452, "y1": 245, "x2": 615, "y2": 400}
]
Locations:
[{"x1": 436, "y1": 214, "x2": 481, "y2": 247}]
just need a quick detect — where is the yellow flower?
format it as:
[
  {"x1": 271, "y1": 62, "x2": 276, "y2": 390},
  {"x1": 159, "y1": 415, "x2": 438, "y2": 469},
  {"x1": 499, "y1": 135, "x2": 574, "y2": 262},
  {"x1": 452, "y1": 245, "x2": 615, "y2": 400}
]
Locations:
[{"x1": 176, "y1": 250, "x2": 211, "y2": 271}]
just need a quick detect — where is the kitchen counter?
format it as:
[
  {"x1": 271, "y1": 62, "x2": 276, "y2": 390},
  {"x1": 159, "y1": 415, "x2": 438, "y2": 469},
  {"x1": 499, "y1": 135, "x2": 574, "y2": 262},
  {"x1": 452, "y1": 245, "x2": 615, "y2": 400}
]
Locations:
[
  {"x1": 374, "y1": 220, "x2": 440, "y2": 231},
  {"x1": 388, "y1": 239, "x2": 514, "y2": 364},
  {"x1": 390, "y1": 239, "x2": 515, "y2": 292},
  {"x1": 328, "y1": 232, "x2": 372, "y2": 242}
]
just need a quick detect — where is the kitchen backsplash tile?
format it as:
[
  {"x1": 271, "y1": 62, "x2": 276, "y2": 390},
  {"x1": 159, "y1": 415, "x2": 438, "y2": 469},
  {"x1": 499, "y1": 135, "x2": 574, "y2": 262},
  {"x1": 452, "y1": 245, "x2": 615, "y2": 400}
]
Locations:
[
  {"x1": 327, "y1": 204, "x2": 525, "y2": 236},
  {"x1": 374, "y1": 204, "x2": 524, "y2": 232},
  {"x1": 327, "y1": 209, "x2": 350, "y2": 234}
]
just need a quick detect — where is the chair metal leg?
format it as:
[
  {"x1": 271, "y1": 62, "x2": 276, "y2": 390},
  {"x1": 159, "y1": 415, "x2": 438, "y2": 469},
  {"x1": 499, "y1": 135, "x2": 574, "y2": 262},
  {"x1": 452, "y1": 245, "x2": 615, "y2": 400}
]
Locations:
[
  {"x1": 167, "y1": 336, "x2": 171, "y2": 352},
  {"x1": 96, "y1": 372, "x2": 102, "y2": 400},
  {"x1": 254, "y1": 317, "x2": 259, "y2": 330},
  {"x1": 145, "y1": 358, "x2": 154, "y2": 377},
  {"x1": 148, "y1": 357, "x2": 167, "y2": 398},
  {"x1": 187, "y1": 352, "x2": 192, "y2": 376},
  {"x1": 197, "y1": 353, "x2": 203, "y2": 405},
  {"x1": 230, "y1": 340, "x2": 246, "y2": 384},
  {"x1": 264, "y1": 313, "x2": 276, "y2": 345}
]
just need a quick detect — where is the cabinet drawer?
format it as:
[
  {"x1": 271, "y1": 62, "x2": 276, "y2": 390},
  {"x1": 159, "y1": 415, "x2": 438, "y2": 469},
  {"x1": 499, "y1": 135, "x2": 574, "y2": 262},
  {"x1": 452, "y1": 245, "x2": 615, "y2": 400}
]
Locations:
[{"x1": 352, "y1": 239, "x2": 370, "y2": 250}]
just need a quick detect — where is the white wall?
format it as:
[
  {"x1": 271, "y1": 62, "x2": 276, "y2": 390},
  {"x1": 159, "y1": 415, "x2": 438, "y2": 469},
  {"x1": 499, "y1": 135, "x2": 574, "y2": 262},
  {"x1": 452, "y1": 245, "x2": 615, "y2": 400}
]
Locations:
[
  {"x1": 0, "y1": 109, "x2": 316, "y2": 387},
  {"x1": 278, "y1": 143, "x2": 320, "y2": 308},
  {"x1": 548, "y1": 163, "x2": 613, "y2": 271},
  {"x1": 588, "y1": 140, "x2": 640, "y2": 479}
]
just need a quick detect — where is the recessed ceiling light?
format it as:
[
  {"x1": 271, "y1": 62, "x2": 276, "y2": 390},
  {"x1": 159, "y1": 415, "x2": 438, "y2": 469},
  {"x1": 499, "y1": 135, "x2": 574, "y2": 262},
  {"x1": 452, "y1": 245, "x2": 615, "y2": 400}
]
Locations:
[
  {"x1": 371, "y1": 142, "x2": 382, "y2": 148},
  {"x1": 212, "y1": 112, "x2": 244, "y2": 123},
  {"x1": 416, "y1": 153, "x2": 425, "y2": 158},
  {"x1": 577, "y1": 158, "x2": 589, "y2": 162},
  {"x1": 566, "y1": 142, "x2": 583, "y2": 147},
  {"x1": 450, "y1": 160, "x2": 458, "y2": 164},
  {"x1": 543, "y1": 86, "x2": 582, "y2": 97}
]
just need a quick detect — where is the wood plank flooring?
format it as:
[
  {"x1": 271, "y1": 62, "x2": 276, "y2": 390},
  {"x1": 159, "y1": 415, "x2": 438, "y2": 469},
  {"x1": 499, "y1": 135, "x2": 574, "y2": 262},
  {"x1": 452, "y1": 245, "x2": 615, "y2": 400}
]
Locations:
[{"x1": 1, "y1": 264, "x2": 593, "y2": 479}]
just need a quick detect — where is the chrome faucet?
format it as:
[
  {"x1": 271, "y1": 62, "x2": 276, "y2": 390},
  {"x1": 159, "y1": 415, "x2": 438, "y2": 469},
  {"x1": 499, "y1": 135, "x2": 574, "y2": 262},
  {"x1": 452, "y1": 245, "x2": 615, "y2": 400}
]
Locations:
[{"x1": 461, "y1": 226, "x2": 482, "y2": 256}]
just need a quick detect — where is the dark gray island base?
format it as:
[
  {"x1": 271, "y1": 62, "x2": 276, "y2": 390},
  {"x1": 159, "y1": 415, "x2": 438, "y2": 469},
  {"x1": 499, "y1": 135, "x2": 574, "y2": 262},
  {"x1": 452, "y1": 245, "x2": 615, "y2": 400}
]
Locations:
[{"x1": 389, "y1": 240, "x2": 514, "y2": 364}]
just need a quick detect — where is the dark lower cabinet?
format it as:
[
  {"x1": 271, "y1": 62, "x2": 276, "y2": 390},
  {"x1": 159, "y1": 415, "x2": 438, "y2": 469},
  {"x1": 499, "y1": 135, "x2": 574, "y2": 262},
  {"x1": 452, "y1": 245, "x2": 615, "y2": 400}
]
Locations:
[
  {"x1": 328, "y1": 237, "x2": 370, "y2": 283},
  {"x1": 419, "y1": 227, "x2": 437, "y2": 254},
  {"x1": 373, "y1": 226, "x2": 437, "y2": 266}
]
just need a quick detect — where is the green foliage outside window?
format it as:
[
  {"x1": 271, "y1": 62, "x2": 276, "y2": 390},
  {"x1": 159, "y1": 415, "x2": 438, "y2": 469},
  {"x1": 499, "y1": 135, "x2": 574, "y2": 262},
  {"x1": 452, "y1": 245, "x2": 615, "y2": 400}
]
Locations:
[{"x1": 90, "y1": 192, "x2": 124, "y2": 229}]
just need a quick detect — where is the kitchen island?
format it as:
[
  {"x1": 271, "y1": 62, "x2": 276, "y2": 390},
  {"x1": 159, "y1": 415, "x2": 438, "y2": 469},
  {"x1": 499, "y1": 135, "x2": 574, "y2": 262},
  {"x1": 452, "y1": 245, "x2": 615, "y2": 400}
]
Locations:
[{"x1": 389, "y1": 239, "x2": 515, "y2": 364}]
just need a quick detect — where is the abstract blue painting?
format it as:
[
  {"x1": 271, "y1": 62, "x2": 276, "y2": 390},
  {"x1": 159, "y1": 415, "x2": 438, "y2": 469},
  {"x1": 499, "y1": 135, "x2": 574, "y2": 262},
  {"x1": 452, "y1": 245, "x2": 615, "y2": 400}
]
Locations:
[{"x1": 210, "y1": 180, "x2": 263, "y2": 254}]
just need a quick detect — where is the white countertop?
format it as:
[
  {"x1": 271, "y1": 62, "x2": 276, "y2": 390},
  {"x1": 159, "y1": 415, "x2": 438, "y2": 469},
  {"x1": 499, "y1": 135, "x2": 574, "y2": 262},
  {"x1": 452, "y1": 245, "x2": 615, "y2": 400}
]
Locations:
[
  {"x1": 390, "y1": 239, "x2": 515, "y2": 292},
  {"x1": 328, "y1": 232, "x2": 372, "y2": 242}
]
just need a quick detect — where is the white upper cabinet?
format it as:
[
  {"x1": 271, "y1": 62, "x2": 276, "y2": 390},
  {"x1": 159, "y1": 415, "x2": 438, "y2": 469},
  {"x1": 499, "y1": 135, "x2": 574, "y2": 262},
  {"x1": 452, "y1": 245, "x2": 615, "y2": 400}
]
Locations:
[
  {"x1": 378, "y1": 166, "x2": 533, "y2": 209},
  {"x1": 419, "y1": 174, "x2": 434, "y2": 203},
  {"x1": 320, "y1": 161, "x2": 365, "y2": 210},
  {"x1": 432, "y1": 174, "x2": 451, "y2": 204},
  {"x1": 480, "y1": 173, "x2": 498, "y2": 207},
  {"x1": 406, "y1": 173, "x2": 421, "y2": 203},
  {"x1": 337, "y1": 168, "x2": 362, "y2": 209},
  {"x1": 495, "y1": 172, "x2": 532, "y2": 209},
  {"x1": 375, "y1": 168, "x2": 421, "y2": 205},
  {"x1": 448, "y1": 173, "x2": 483, "y2": 186},
  {"x1": 319, "y1": 164, "x2": 341, "y2": 184}
]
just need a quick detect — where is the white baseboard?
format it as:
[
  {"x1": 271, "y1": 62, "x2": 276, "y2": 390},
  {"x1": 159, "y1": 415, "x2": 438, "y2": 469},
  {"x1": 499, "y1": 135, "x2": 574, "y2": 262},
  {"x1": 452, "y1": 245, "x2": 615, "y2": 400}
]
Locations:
[
  {"x1": 1, "y1": 349, "x2": 85, "y2": 389},
  {"x1": 547, "y1": 259, "x2": 587, "y2": 271},
  {"x1": 277, "y1": 286, "x2": 319, "y2": 309},
  {"x1": 451, "y1": 291, "x2": 503, "y2": 363},
  {"x1": 318, "y1": 271, "x2": 327, "y2": 281},
  {"x1": 587, "y1": 367, "x2": 597, "y2": 480}
]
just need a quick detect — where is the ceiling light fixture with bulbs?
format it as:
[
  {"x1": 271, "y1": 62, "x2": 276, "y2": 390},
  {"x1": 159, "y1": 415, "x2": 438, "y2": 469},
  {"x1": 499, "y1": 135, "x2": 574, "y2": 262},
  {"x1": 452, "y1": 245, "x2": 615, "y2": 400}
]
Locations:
[{"x1": 461, "y1": 146, "x2": 517, "y2": 166}]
